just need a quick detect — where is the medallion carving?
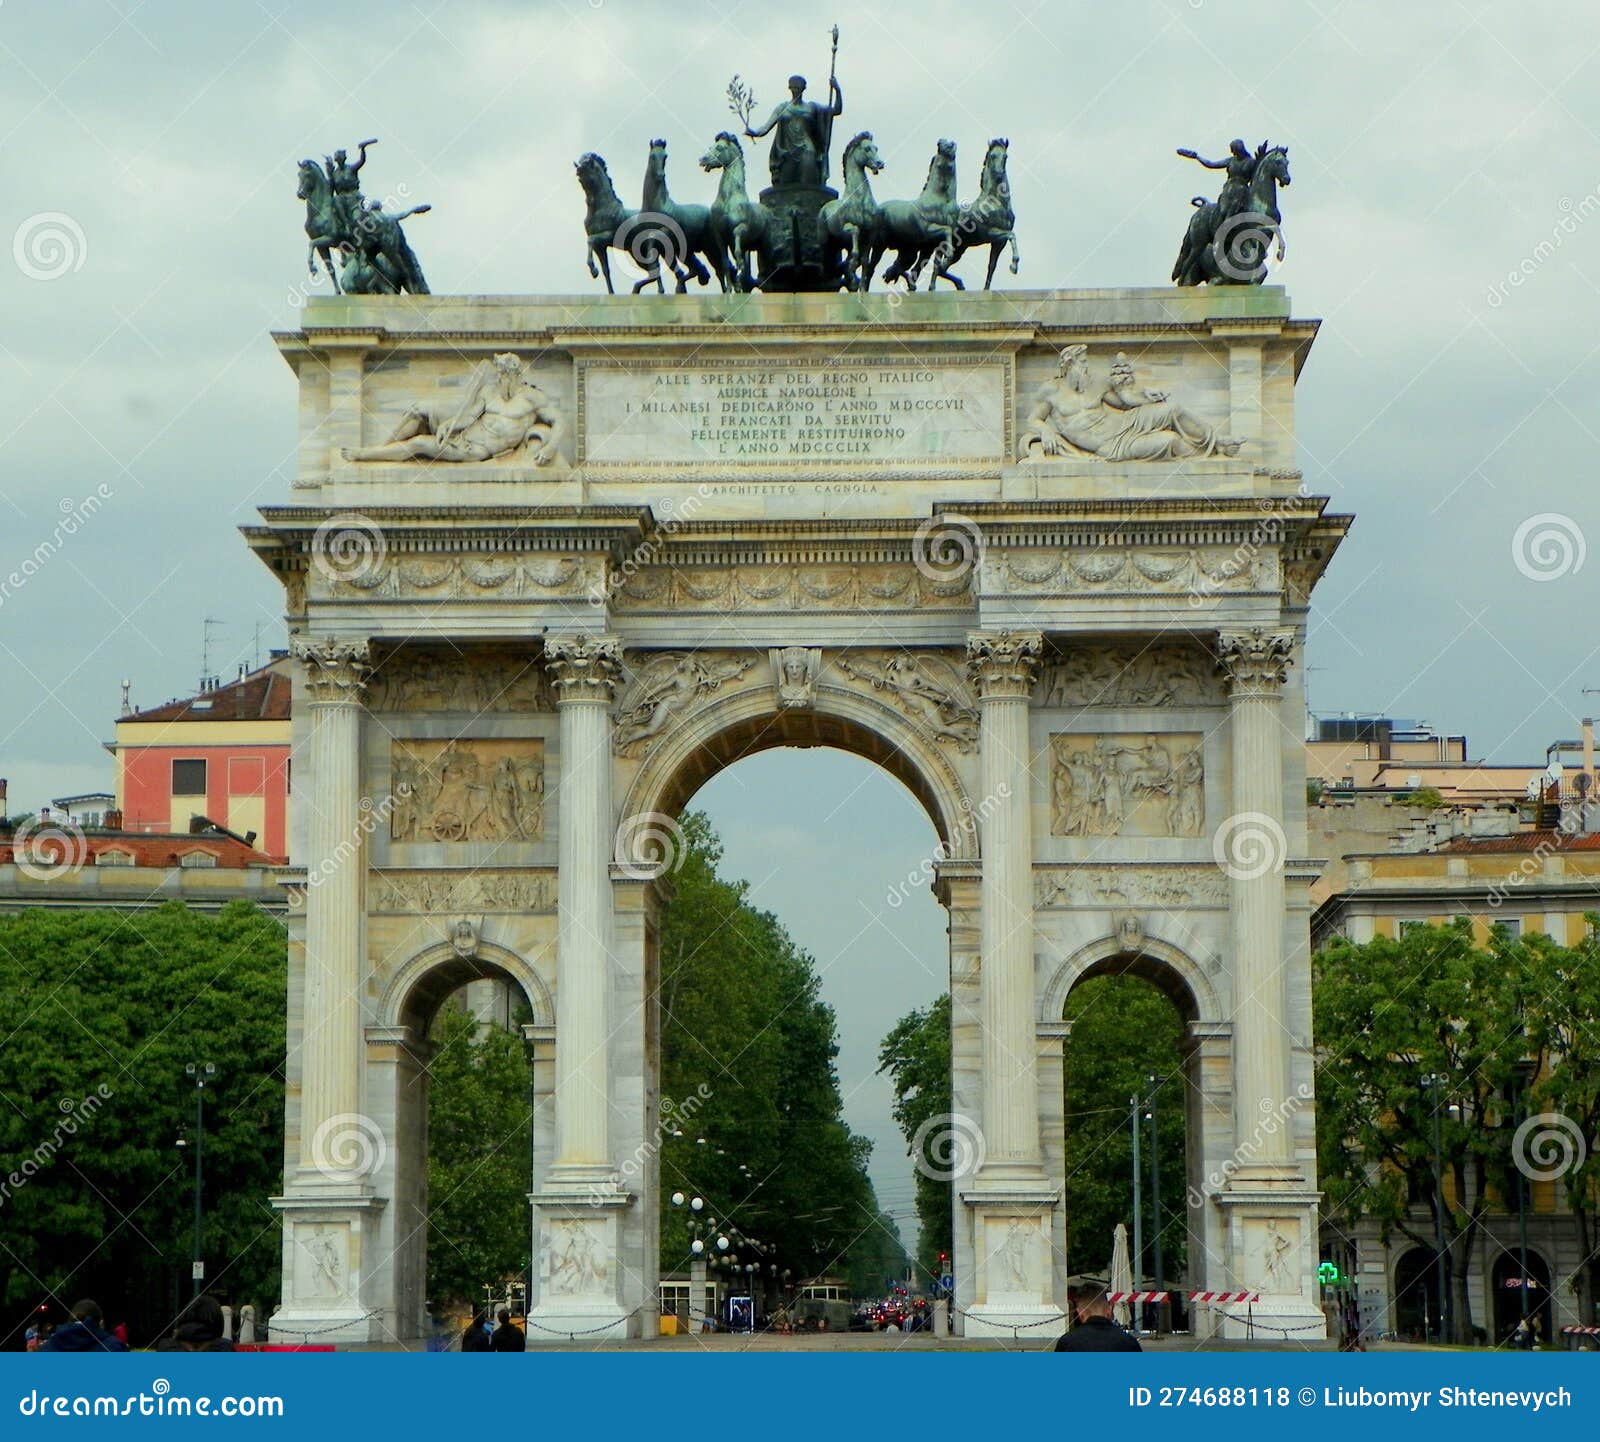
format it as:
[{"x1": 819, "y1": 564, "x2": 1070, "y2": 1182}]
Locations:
[
  {"x1": 771, "y1": 646, "x2": 821, "y2": 709},
  {"x1": 317, "y1": 552, "x2": 598, "y2": 601},
  {"x1": 999, "y1": 547, "x2": 1262, "y2": 595},
  {"x1": 1049, "y1": 733, "x2": 1204, "y2": 837}
]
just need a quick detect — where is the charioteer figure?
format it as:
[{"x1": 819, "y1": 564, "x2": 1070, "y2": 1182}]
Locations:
[{"x1": 744, "y1": 72, "x2": 843, "y2": 188}]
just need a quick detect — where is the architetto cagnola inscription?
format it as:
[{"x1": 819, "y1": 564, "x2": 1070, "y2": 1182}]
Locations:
[{"x1": 246, "y1": 286, "x2": 1348, "y2": 1343}]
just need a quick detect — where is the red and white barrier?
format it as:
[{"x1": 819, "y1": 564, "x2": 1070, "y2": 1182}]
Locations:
[
  {"x1": 1106, "y1": 1291, "x2": 1168, "y2": 1304},
  {"x1": 1189, "y1": 1291, "x2": 1260, "y2": 1304},
  {"x1": 1563, "y1": 1326, "x2": 1600, "y2": 1335}
]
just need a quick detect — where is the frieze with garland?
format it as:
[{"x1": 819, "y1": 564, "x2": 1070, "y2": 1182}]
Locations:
[
  {"x1": 369, "y1": 868, "x2": 557, "y2": 914},
  {"x1": 610, "y1": 561, "x2": 971, "y2": 613},
  {"x1": 1034, "y1": 865, "x2": 1229, "y2": 910}
]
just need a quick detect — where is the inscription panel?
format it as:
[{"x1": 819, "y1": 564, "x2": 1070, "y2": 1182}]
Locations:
[{"x1": 579, "y1": 356, "x2": 1008, "y2": 467}]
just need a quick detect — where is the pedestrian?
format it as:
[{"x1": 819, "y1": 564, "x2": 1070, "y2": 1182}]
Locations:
[
  {"x1": 112, "y1": 1321, "x2": 129, "y2": 1346},
  {"x1": 24, "y1": 1306, "x2": 52, "y2": 1352},
  {"x1": 39, "y1": 1300, "x2": 128, "y2": 1353},
  {"x1": 460, "y1": 1311, "x2": 491, "y2": 1352},
  {"x1": 1053, "y1": 1288, "x2": 1143, "y2": 1352},
  {"x1": 489, "y1": 1306, "x2": 526, "y2": 1352},
  {"x1": 155, "y1": 1294, "x2": 235, "y2": 1352}
]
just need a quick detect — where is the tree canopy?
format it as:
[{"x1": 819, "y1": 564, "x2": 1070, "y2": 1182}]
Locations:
[
  {"x1": 1313, "y1": 918, "x2": 1600, "y2": 1342},
  {"x1": 0, "y1": 901, "x2": 286, "y2": 1345}
]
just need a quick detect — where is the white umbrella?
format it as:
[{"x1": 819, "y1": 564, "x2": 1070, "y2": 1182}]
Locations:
[{"x1": 1109, "y1": 1223, "x2": 1133, "y2": 1328}]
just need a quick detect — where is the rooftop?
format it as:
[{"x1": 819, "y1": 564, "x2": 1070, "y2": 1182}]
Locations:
[{"x1": 121, "y1": 659, "x2": 291, "y2": 726}]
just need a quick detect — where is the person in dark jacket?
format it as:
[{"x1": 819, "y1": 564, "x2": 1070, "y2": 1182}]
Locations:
[
  {"x1": 1053, "y1": 1288, "x2": 1143, "y2": 1352},
  {"x1": 489, "y1": 1306, "x2": 526, "y2": 1352},
  {"x1": 39, "y1": 1300, "x2": 128, "y2": 1353},
  {"x1": 460, "y1": 1312, "x2": 491, "y2": 1352},
  {"x1": 155, "y1": 1294, "x2": 235, "y2": 1352}
]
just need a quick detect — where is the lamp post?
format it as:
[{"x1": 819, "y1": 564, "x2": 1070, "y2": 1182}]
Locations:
[
  {"x1": 185, "y1": 1062, "x2": 216, "y2": 1298},
  {"x1": 1146, "y1": 1074, "x2": 1165, "y2": 1336},
  {"x1": 1129, "y1": 1093, "x2": 1143, "y2": 1297},
  {"x1": 1420, "y1": 1072, "x2": 1451, "y2": 1344},
  {"x1": 1513, "y1": 1060, "x2": 1536, "y2": 1334}
]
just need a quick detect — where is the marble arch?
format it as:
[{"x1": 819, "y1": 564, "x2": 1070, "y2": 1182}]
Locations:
[
  {"x1": 250, "y1": 286, "x2": 1348, "y2": 1344},
  {"x1": 617, "y1": 672, "x2": 981, "y2": 865},
  {"x1": 1039, "y1": 931, "x2": 1222, "y2": 1027}
]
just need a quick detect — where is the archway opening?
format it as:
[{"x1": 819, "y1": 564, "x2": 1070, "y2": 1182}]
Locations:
[
  {"x1": 651, "y1": 742, "x2": 949, "y2": 1330},
  {"x1": 1491, "y1": 1247, "x2": 1552, "y2": 1347},
  {"x1": 1062, "y1": 964, "x2": 1195, "y2": 1333},
  {"x1": 382, "y1": 955, "x2": 545, "y2": 1341},
  {"x1": 1392, "y1": 1245, "x2": 1442, "y2": 1342}
]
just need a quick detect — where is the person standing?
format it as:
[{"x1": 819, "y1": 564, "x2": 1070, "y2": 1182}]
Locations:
[
  {"x1": 39, "y1": 1300, "x2": 128, "y2": 1353},
  {"x1": 489, "y1": 1307, "x2": 526, "y2": 1352},
  {"x1": 460, "y1": 1312, "x2": 491, "y2": 1352},
  {"x1": 1053, "y1": 1289, "x2": 1143, "y2": 1352}
]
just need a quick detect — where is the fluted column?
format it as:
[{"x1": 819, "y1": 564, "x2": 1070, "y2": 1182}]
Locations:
[
  {"x1": 544, "y1": 635, "x2": 623, "y2": 1182},
  {"x1": 292, "y1": 637, "x2": 371, "y2": 1179},
  {"x1": 966, "y1": 630, "x2": 1043, "y2": 1173},
  {"x1": 1216, "y1": 628, "x2": 1296, "y2": 1172}
]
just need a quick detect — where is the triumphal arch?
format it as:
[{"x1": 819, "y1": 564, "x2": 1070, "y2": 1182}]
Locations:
[{"x1": 247, "y1": 284, "x2": 1347, "y2": 1343}]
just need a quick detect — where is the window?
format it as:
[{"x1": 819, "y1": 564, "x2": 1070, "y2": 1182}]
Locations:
[
  {"x1": 1493, "y1": 917, "x2": 1523, "y2": 938},
  {"x1": 171, "y1": 759, "x2": 207, "y2": 796},
  {"x1": 95, "y1": 849, "x2": 135, "y2": 867},
  {"x1": 177, "y1": 850, "x2": 218, "y2": 869},
  {"x1": 1399, "y1": 919, "x2": 1426, "y2": 937}
]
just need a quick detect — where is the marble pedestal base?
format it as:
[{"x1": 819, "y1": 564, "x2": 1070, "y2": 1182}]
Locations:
[
  {"x1": 526, "y1": 1188, "x2": 636, "y2": 1343},
  {"x1": 959, "y1": 1188, "x2": 1066, "y2": 1340},
  {"x1": 1206, "y1": 1185, "x2": 1327, "y2": 1343},
  {"x1": 268, "y1": 1191, "x2": 389, "y2": 1345}
]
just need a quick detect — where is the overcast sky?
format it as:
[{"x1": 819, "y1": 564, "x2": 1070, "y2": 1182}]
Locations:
[{"x1": 4, "y1": 0, "x2": 1599, "y2": 1240}]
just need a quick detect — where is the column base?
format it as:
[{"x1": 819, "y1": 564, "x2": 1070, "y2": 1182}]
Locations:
[
  {"x1": 959, "y1": 1185, "x2": 1064, "y2": 1340},
  {"x1": 1207, "y1": 1183, "x2": 1327, "y2": 1344},
  {"x1": 963, "y1": 1304, "x2": 1068, "y2": 1340},
  {"x1": 528, "y1": 1186, "x2": 638, "y2": 1342},
  {"x1": 270, "y1": 1191, "x2": 389, "y2": 1346}
]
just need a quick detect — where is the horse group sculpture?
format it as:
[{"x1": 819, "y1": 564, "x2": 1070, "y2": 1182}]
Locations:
[
  {"x1": 577, "y1": 131, "x2": 1018, "y2": 295},
  {"x1": 296, "y1": 140, "x2": 431, "y2": 296}
]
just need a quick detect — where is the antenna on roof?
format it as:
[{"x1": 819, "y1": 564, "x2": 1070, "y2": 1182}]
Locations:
[{"x1": 200, "y1": 617, "x2": 225, "y2": 693}]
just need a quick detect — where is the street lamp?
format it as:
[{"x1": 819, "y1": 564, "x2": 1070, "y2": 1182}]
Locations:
[
  {"x1": 185, "y1": 1062, "x2": 217, "y2": 1298},
  {"x1": 1146, "y1": 1074, "x2": 1166, "y2": 1335},
  {"x1": 1420, "y1": 1072, "x2": 1451, "y2": 1344}
]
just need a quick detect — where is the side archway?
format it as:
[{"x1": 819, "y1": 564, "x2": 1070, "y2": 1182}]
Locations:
[
  {"x1": 1039, "y1": 931, "x2": 1221, "y2": 1027},
  {"x1": 376, "y1": 935, "x2": 555, "y2": 1036}
]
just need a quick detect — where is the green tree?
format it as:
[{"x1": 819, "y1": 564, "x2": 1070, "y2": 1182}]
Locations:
[
  {"x1": 424, "y1": 1004, "x2": 534, "y2": 1307},
  {"x1": 878, "y1": 993, "x2": 952, "y2": 1278},
  {"x1": 1522, "y1": 917, "x2": 1600, "y2": 1325},
  {"x1": 1061, "y1": 975, "x2": 1187, "y2": 1283},
  {"x1": 0, "y1": 902, "x2": 286, "y2": 1342},
  {"x1": 657, "y1": 812, "x2": 900, "y2": 1297},
  {"x1": 1313, "y1": 921, "x2": 1535, "y2": 1343}
]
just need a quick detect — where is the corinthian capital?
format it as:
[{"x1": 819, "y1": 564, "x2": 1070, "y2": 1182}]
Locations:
[
  {"x1": 293, "y1": 637, "x2": 372, "y2": 703},
  {"x1": 545, "y1": 635, "x2": 622, "y2": 703},
  {"x1": 966, "y1": 630, "x2": 1043, "y2": 700},
  {"x1": 1215, "y1": 628, "x2": 1295, "y2": 697}
]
